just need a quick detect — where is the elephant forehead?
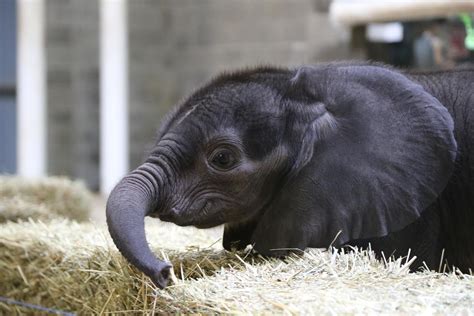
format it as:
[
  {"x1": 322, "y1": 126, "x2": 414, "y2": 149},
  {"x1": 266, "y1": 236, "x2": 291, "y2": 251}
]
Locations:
[
  {"x1": 166, "y1": 81, "x2": 284, "y2": 146},
  {"x1": 168, "y1": 108, "x2": 236, "y2": 146},
  {"x1": 177, "y1": 99, "x2": 261, "y2": 130}
]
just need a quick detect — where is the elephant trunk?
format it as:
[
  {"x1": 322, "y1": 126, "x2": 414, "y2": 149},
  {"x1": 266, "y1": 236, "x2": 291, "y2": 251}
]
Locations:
[{"x1": 106, "y1": 163, "x2": 171, "y2": 288}]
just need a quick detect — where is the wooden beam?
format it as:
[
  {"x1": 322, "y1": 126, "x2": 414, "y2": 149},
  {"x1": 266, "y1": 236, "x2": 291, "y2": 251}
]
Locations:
[{"x1": 331, "y1": 0, "x2": 474, "y2": 27}]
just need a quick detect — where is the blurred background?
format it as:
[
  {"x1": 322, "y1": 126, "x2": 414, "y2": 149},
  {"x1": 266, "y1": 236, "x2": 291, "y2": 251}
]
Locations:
[{"x1": 1, "y1": 0, "x2": 473, "y2": 195}]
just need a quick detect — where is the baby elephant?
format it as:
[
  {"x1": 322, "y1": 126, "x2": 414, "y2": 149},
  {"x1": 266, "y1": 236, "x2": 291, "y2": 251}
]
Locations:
[{"x1": 106, "y1": 62, "x2": 474, "y2": 288}]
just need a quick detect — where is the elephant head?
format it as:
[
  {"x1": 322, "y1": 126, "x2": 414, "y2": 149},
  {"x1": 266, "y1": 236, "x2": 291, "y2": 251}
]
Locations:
[{"x1": 106, "y1": 63, "x2": 456, "y2": 288}]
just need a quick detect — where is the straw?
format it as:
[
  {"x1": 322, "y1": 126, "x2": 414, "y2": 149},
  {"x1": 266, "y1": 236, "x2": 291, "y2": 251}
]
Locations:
[
  {"x1": 0, "y1": 176, "x2": 92, "y2": 222},
  {"x1": 1, "y1": 219, "x2": 473, "y2": 314}
]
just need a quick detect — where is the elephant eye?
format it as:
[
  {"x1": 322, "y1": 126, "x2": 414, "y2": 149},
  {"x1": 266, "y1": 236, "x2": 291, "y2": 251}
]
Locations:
[{"x1": 209, "y1": 148, "x2": 238, "y2": 171}]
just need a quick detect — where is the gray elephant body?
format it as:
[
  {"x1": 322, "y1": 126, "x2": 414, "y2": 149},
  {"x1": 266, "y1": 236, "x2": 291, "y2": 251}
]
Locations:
[
  {"x1": 106, "y1": 63, "x2": 474, "y2": 288},
  {"x1": 350, "y1": 69, "x2": 474, "y2": 271}
]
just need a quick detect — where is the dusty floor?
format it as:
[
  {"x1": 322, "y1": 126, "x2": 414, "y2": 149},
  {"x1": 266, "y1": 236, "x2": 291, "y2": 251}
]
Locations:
[{"x1": 89, "y1": 194, "x2": 107, "y2": 224}]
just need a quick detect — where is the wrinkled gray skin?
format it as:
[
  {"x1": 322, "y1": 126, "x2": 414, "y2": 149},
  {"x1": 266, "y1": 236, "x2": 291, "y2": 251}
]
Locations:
[{"x1": 106, "y1": 62, "x2": 474, "y2": 288}]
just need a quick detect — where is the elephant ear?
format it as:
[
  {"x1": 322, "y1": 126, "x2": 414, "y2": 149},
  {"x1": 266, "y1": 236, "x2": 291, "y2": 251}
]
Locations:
[{"x1": 277, "y1": 64, "x2": 457, "y2": 246}]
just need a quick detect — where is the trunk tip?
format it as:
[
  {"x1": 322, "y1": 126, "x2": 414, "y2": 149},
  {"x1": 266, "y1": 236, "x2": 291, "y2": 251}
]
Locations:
[{"x1": 151, "y1": 262, "x2": 173, "y2": 289}]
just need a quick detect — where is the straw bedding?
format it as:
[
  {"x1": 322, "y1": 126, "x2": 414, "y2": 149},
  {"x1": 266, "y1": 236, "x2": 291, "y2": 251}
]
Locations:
[
  {"x1": 1, "y1": 219, "x2": 473, "y2": 314},
  {"x1": 0, "y1": 178, "x2": 473, "y2": 314},
  {"x1": 0, "y1": 176, "x2": 91, "y2": 222}
]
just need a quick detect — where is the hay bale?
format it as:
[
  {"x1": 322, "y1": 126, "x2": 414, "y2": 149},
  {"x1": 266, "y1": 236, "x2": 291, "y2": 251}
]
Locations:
[
  {"x1": 0, "y1": 176, "x2": 92, "y2": 222},
  {"x1": 1, "y1": 219, "x2": 473, "y2": 314}
]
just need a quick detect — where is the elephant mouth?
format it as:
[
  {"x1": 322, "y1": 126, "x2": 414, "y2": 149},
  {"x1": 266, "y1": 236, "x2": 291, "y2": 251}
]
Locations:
[
  {"x1": 193, "y1": 201, "x2": 233, "y2": 228},
  {"x1": 158, "y1": 200, "x2": 222, "y2": 228}
]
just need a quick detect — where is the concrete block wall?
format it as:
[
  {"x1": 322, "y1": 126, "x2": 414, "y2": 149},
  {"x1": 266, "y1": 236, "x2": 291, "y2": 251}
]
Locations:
[{"x1": 46, "y1": 0, "x2": 100, "y2": 190}]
